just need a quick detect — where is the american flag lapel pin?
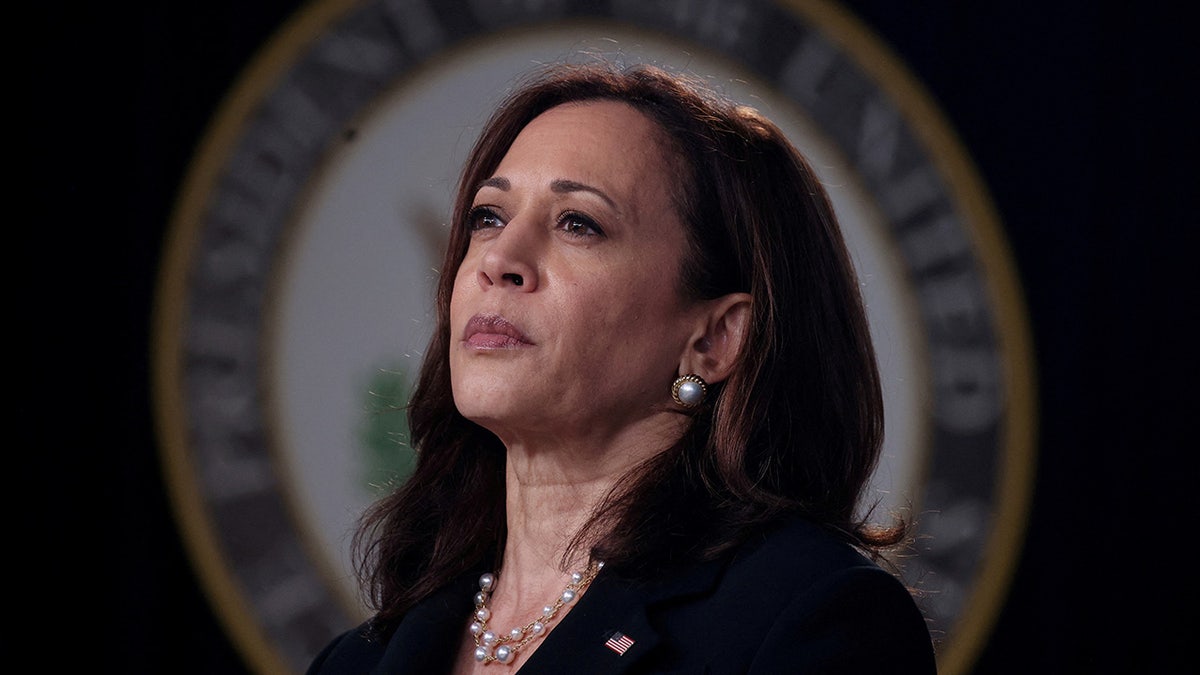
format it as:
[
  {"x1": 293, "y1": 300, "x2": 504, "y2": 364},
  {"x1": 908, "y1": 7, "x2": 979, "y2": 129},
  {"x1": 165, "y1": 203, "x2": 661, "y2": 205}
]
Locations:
[{"x1": 604, "y1": 631, "x2": 635, "y2": 656}]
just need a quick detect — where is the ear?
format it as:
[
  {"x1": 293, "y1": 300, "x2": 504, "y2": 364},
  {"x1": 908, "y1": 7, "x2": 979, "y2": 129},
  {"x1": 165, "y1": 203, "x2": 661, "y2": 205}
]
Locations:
[{"x1": 678, "y1": 292, "x2": 752, "y2": 385}]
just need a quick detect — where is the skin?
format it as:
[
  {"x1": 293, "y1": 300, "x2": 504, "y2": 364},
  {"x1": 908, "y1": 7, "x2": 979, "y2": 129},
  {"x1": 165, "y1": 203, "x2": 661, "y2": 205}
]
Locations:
[{"x1": 448, "y1": 100, "x2": 750, "y2": 673}]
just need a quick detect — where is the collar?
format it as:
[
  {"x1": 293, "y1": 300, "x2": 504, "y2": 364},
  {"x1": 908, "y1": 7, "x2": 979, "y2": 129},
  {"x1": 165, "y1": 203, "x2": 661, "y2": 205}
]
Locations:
[
  {"x1": 369, "y1": 555, "x2": 728, "y2": 675},
  {"x1": 522, "y1": 556, "x2": 727, "y2": 674}
]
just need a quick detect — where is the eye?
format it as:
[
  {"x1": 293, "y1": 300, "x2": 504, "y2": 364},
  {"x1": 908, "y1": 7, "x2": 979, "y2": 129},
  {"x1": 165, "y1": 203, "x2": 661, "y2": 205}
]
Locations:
[
  {"x1": 467, "y1": 206, "x2": 504, "y2": 232},
  {"x1": 558, "y1": 211, "x2": 604, "y2": 238}
]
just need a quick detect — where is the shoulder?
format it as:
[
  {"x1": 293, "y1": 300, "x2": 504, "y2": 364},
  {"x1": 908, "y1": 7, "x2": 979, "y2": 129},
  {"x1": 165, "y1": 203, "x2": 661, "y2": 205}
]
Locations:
[
  {"x1": 652, "y1": 516, "x2": 937, "y2": 673},
  {"x1": 305, "y1": 622, "x2": 385, "y2": 675},
  {"x1": 730, "y1": 516, "x2": 877, "y2": 578},
  {"x1": 741, "y1": 517, "x2": 935, "y2": 672},
  {"x1": 708, "y1": 516, "x2": 901, "y2": 608},
  {"x1": 748, "y1": 558, "x2": 937, "y2": 674}
]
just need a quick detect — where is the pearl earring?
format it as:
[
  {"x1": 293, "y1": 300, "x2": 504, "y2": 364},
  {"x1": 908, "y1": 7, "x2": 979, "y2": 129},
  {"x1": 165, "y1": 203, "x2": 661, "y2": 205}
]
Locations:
[{"x1": 671, "y1": 374, "x2": 708, "y2": 408}]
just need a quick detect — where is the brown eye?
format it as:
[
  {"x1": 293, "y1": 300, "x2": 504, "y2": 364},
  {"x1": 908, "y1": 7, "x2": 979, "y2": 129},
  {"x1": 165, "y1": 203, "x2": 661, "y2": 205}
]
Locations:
[
  {"x1": 468, "y1": 206, "x2": 503, "y2": 231},
  {"x1": 558, "y1": 212, "x2": 603, "y2": 238}
]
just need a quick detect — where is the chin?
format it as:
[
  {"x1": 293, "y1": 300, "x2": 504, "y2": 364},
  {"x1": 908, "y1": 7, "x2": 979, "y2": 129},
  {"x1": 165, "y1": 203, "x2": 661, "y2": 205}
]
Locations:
[{"x1": 452, "y1": 380, "x2": 519, "y2": 423}]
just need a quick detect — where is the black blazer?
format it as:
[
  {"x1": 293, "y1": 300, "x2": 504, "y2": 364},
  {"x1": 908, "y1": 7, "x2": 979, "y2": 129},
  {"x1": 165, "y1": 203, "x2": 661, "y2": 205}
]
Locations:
[{"x1": 307, "y1": 517, "x2": 937, "y2": 674}]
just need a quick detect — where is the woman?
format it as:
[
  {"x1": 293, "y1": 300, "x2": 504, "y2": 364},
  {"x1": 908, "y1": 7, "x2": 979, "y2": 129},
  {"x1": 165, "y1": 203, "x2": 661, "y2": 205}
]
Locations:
[{"x1": 308, "y1": 62, "x2": 936, "y2": 674}]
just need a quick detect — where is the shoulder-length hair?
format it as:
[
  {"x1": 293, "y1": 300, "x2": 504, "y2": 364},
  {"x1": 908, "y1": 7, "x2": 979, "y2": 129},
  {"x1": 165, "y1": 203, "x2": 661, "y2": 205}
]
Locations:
[{"x1": 354, "y1": 62, "x2": 902, "y2": 631}]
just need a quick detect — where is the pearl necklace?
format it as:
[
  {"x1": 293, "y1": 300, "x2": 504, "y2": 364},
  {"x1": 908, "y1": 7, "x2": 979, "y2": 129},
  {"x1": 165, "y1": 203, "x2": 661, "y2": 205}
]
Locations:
[{"x1": 469, "y1": 561, "x2": 604, "y2": 664}]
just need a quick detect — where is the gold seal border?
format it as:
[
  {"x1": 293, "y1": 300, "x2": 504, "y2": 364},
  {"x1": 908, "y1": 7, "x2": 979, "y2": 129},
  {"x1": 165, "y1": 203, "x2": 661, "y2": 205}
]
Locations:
[{"x1": 153, "y1": 2, "x2": 1038, "y2": 674}]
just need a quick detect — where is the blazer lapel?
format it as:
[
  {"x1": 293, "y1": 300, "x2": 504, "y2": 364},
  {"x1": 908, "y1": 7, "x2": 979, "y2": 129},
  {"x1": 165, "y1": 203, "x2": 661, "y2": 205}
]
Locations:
[
  {"x1": 522, "y1": 557, "x2": 728, "y2": 675},
  {"x1": 370, "y1": 571, "x2": 478, "y2": 675}
]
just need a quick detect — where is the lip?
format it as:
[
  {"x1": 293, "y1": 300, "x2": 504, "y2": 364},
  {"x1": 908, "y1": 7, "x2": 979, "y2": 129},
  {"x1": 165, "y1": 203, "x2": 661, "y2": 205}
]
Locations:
[{"x1": 462, "y1": 313, "x2": 534, "y2": 349}]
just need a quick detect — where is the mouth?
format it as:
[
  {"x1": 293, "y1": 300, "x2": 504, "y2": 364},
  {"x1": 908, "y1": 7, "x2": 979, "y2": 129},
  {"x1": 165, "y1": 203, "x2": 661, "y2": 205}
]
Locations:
[{"x1": 462, "y1": 313, "x2": 534, "y2": 349}]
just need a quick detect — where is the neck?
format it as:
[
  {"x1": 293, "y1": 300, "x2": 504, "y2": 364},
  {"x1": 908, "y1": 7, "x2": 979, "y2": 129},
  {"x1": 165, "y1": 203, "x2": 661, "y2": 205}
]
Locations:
[
  {"x1": 498, "y1": 449, "x2": 618, "y2": 583},
  {"x1": 496, "y1": 412, "x2": 685, "y2": 577},
  {"x1": 459, "y1": 417, "x2": 684, "y2": 670}
]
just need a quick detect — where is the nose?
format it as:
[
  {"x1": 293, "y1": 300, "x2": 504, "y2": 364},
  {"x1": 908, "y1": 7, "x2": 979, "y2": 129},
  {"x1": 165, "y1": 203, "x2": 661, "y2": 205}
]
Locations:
[{"x1": 477, "y1": 221, "x2": 539, "y2": 292}]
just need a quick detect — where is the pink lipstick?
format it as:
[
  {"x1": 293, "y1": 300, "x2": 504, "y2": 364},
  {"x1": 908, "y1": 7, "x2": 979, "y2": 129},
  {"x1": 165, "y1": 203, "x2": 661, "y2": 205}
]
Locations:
[{"x1": 463, "y1": 313, "x2": 533, "y2": 349}]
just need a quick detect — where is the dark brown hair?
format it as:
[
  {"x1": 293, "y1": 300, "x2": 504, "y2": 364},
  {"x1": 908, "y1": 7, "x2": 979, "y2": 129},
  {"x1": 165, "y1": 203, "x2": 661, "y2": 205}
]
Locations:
[{"x1": 353, "y1": 62, "x2": 903, "y2": 633}]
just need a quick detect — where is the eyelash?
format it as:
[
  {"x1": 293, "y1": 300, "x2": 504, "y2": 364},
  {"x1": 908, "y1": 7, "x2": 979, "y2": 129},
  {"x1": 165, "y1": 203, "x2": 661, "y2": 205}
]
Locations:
[
  {"x1": 557, "y1": 211, "x2": 604, "y2": 238},
  {"x1": 467, "y1": 206, "x2": 502, "y2": 231},
  {"x1": 465, "y1": 206, "x2": 605, "y2": 239}
]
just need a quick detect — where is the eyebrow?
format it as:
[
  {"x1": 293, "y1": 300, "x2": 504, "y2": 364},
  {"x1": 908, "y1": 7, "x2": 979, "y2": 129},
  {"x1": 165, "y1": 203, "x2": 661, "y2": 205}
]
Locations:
[
  {"x1": 550, "y1": 179, "x2": 618, "y2": 211},
  {"x1": 475, "y1": 176, "x2": 619, "y2": 212}
]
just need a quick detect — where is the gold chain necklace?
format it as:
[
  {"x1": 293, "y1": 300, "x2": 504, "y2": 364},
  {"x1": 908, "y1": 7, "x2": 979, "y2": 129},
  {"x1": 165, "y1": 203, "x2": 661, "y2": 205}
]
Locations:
[{"x1": 469, "y1": 560, "x2": 604, "y2": 664}]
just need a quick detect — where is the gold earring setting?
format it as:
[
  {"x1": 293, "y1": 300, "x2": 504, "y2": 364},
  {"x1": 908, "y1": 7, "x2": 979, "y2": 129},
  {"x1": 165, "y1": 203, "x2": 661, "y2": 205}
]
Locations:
[{"x1": 671, "y1": 374, "x2": 708, "y2": 408}]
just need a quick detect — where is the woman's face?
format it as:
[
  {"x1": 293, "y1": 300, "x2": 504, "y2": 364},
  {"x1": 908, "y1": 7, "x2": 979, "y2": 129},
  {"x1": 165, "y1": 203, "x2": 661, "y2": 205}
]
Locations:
[{"x1": 449, "y1": 101, "x2": 702, "y2": 446}]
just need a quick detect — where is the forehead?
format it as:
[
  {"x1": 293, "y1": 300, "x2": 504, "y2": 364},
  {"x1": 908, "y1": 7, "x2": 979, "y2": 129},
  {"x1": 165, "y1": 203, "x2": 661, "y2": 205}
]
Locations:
[
  {"x1": 517, "y1": 99, "x2": 662, "y2": 143},
  {"x1": 493, "y1": 100, "x2": 673, "y2": 191}
]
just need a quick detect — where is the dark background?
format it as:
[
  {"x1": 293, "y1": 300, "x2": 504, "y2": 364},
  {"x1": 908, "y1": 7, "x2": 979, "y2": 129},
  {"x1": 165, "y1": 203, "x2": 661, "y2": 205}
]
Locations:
[{"x1": 40, "y1": 1, "x2": 1192, "y2": 673}]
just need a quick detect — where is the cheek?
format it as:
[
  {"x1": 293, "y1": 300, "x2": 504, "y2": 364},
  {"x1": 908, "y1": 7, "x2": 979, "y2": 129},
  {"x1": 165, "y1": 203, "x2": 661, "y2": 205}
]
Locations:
[
  {"x1": 452, "y1": 257, "x2": 472, "y2": 293},
  {"x1": 449, "y1": 267, "x2": 474, "y2": 319},
  {"x1": 567, "y1": 282, "x2": 686, "y2": 356}
]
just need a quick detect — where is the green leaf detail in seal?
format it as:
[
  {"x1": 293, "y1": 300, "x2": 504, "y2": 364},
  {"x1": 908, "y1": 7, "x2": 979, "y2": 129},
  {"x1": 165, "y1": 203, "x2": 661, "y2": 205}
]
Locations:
[{"x1": 360, "y1": 365, "x2": 418, "y2": 495}]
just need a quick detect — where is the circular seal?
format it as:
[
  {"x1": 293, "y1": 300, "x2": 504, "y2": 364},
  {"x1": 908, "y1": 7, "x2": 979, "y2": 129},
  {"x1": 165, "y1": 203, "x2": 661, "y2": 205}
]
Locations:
[{"x1": 153, "y1": 1, "x2": 1036, "y2": 673}]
